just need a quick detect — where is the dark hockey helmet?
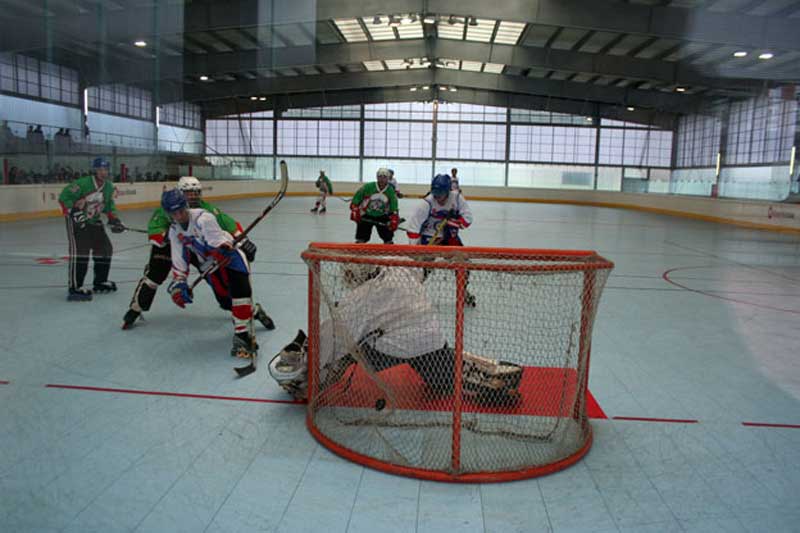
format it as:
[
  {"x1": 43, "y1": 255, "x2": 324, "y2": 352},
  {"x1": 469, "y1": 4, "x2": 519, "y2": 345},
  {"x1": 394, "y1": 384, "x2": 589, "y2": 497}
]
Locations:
[
  {"x1": 92, "y1": 157, "x2": 110, "y2": 169},
  {"x1": 161, "y1": 188, "x2": 188, "y2": 214},
  {"x1": 431, "y1": 174, "x2": 451, "y2": 198}
]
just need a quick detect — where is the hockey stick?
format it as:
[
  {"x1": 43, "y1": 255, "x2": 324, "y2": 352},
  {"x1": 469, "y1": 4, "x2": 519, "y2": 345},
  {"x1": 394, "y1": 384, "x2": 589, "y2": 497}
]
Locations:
[
  {"x1": 231, "y1": 160, "x2": 290, "y2": 377},
  {"x1": 188, "y1": 160, "x2": 290, "y2": 292},
  {"x1": 121, "y1": 224, "x2": 149, "y2": 234}
]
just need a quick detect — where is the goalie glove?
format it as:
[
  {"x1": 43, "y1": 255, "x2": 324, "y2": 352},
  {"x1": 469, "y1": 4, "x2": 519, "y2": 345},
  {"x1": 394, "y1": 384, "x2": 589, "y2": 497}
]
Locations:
[
  {"x1": 388, "y1": 213, "x2": 400, "y2": 232},
  {"x1": 239, "y1": 238, "x2": 257, "y2": 262},
  {"x1": 167, "y1": 280, "x2": 193, "y2": 308},
  {"x1": 350, "y1": 205, "x2": 362, "y2": 223},
  {"x1": 462, "y1": 352, "x2": 523, "y2": 405}
]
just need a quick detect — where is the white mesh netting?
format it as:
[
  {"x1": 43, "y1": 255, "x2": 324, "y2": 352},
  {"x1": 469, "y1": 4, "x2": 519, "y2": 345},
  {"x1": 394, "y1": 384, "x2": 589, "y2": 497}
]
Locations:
[{"x1": 301, "y1": 244, "x2": 613, "y2": 481}]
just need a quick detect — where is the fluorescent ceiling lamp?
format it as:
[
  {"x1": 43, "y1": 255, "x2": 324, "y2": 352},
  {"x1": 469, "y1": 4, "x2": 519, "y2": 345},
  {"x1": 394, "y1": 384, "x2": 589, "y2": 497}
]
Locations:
[
  {"x1": 466, "y1": 19, "x2": 496, "y2": 43},
  {"x1": 401, "y1": 15, "x2": 413, "y2": 24},
  {"x1": 758, "y1": 52, "x2": 774, "y2": 59},
  {"x1": 675, "y1": 86, "x2": 686, "y2": 92},
  {"x1": 627, "y1": 106, "x2": 635, "y2": 111},
  {"x1": 199, "y1": 75, "x2": 209, "y2": 81},
  {"x1": 259, "y1": 96, "x2": 267, "y2": 101},
  {"x1": 422, "y1": 15, "x2": 436, "y2": 24},
  {"x1": 134, "y1": 40, "x2": 147, "y2": 47},
  {"x1": 410, "y1": 86, "x2": 418, "y2": 92},
  {"x1": 482, "y1": 62, "x2": 505, "y2": 74},
  {"x1": 373, "y1": 15, "x2": 381, "y2": 25},
  {"x1": 494, "y1": 21, "x2": 526, "y2": 45},
  {"x1": 733, "y1": 51, "x2": 748, "y2": 58},
  {"x1": 334, "y1": 19, "x2": 368, "y2": 42},
  {"x1": 422, "y1": 85, "x2": 430, "y2": 90},
  {"x1": 250, "y1": 96, "x2": 258, "y2": 100},
  {"x1": 449, "y1": 86, "x2": 457, "y2": 92},
  {"x1": 363, "y1": 60, "x2": 384, "y2": 71},
  {"x1": 585, "y1": 117, "x2": 593, "y2": 122}
]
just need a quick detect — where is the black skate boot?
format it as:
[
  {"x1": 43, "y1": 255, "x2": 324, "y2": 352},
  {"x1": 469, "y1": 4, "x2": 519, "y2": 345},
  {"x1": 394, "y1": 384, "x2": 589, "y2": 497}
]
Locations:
[
  {"x1": 464, "y1": 290, "x2": 477, "y2": 308},
  {"x1": 121, "y1": 309, "x2": 141, "y2": 330},
  {"x1": 93, "y1": 281, "x2": 117, "y2": 294},
  {"x1": 318, "y1": 207, "x2": 326, "y2": 214},
  {"x1": 67, "y1": 287, "x2": 93, "y2": 302},
  {"x1": 231, "y1": 332, "x2": 259, "y2": 359},
  {"x1": 254, "y1": 303, "x2": 275, "y2": 330},
  {"x1": 310, "y1": 205, "x2": 319, "y2": 213}
]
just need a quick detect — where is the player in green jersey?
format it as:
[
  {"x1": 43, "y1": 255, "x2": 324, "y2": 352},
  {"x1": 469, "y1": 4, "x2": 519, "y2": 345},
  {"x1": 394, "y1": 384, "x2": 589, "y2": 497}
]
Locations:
[
  {"x1": 58, "y1": 157, "x2": 125, "y2": 301},
  {"x1": 350, "y1": 168, "x2": 400, "y2": 244}
]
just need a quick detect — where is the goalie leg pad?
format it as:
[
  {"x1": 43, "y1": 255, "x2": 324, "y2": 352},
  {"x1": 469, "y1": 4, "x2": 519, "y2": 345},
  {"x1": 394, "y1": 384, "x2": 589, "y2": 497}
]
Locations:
[{"x1": 462, "y1": 352, "x2": 523, "y2": 404}]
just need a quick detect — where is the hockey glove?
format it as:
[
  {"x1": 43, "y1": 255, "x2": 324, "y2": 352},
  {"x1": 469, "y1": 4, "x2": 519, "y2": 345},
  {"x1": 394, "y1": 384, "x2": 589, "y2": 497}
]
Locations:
[
  {"x1": 69, "y1": 208, "x2": 87, "y2": 229},
  {"x1": 107, "y1": 216, "x2": 125, "y2": 234},
  {"x1": 446, "y1": 216, "x2": 468, "y2": 229},
  {"x1": 239, "y1": 238, "x2": 257, "y2": 262},
  {"x1": 168, "y1": 280, "x2": 193, "y2": 308},
  {"x1": 388, "y1": 213, "x2": 400, "y2": 232},
  {"x1": 350, "y1": 205, "x2": 362, "y2": 223}
]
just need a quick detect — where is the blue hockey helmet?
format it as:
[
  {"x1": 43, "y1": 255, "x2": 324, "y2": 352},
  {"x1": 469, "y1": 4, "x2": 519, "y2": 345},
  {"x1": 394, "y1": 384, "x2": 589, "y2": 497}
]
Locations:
[
  {"x1": 431, "y1": 174, "x2": 451, "y2": 198},
  {"x1": 161, "y1": 188, "x2": 188, "y2": 214},
  {"x1": 92, "y1": 157, "x2": 110, "y2": 169}
]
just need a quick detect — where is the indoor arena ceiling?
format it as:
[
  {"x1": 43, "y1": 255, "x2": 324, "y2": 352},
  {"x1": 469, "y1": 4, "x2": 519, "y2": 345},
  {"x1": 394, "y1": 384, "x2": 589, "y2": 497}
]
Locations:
[{"x1": 1, "y1": 0, "x2": 799, "y2": 122}]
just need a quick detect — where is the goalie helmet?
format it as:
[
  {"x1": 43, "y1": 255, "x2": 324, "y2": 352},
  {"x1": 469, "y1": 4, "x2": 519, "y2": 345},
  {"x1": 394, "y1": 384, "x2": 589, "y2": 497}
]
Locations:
[
  {"x1": 341, "y1": 263, "x2": 382, "y2": 289},
  {"x1": 376, "y1": 167, "x2": 391, "y2": 178}
]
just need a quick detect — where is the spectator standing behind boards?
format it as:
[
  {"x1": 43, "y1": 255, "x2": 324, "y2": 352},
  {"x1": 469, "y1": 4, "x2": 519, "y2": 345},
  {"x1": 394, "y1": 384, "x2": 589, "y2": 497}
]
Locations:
[{"x1": 58, "y1": 157, "x2": 125, "y2": 301}]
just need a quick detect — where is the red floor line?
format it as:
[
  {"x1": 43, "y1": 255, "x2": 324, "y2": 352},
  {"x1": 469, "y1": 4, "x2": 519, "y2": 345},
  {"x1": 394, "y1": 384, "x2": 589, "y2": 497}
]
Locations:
[
  {"x1": 612, "y1": 416, "x2": 699, "y2": 424},
  {"x1": 742, "y1": 421, "x2": 800, "y2": 429},
  {"x1": 45, "y1": 384, "x2": 306, "y2": 405}
]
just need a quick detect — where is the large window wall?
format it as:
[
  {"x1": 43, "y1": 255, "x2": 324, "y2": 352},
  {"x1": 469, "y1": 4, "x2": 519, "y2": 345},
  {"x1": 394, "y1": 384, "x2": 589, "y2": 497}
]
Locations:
[{"x1": 205, "y1": 103, "x2": 675, "y2": 188}]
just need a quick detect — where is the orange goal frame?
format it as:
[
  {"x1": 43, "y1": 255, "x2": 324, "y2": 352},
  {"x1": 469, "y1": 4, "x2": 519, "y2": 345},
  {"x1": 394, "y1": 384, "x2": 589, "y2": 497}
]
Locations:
[{"x1": 301, "y1": 243, "x2": 614, "y2": 483}]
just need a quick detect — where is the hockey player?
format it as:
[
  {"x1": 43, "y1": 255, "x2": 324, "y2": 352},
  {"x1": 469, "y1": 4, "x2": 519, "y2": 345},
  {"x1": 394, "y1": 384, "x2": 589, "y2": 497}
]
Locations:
[
  {"x1": 450, "y1": 167, "x2": 463, "y2": 194},
  {"x1": 161, "y1": 188, "x2": 261, "y2": 358},
  {"x1": 406, "y1": 173, "x2": 476, "y2": 305},
  {"x1": 269, "y1": 265, "x2": 522, "y2": 403},
  {"x1": 59, "y1": 157, "x2": 124, "y2": 301},
  {"x1": 350, "y1": 167, "x2": 400, "y2": 244},
  {"x1": 121, "y1": 176, "x2": 271, "y2": 330},
  {"x1": 387, "y1": 169, "x2": 404, "y2": 198},
  {"x1": 311, "y1": 170, "x2": 333, "y2": 214}
]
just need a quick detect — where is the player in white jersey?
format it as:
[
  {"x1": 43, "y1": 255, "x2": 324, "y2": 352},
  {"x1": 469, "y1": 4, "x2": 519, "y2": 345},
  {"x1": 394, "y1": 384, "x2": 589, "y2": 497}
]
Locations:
[
  {"x1": 450, "y1": 167, "x2": 461, "y2": 194},
  {"x1": 387, "y1": 168, "x2": 403, "y2": 198},
  {"x1": 405, "y1": 174, "x2": 473, "y2": 246},
  {"x1": 161, "y1": 188, "x2": 259, "y2": 359},
  {"x1": 268, "y1": 265, "x2": 454, "y2": 400}
]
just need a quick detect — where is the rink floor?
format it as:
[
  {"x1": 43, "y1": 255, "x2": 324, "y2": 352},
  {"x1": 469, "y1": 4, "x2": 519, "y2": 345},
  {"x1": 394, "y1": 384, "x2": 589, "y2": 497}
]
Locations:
[{"x1": 1, "y1": 195, "x2": 799, "y2": 532}]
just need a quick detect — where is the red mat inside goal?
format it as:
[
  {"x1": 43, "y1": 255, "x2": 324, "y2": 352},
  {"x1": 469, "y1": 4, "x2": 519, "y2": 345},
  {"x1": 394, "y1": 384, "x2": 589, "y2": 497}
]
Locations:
[{"x1": 319, "y1": 364, "x2": 607, "y2": 419}]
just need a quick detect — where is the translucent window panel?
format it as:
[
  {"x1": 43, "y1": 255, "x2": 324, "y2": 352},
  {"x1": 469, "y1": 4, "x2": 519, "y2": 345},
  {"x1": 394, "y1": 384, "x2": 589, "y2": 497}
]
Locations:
[
  {"x1": 437, "y1": 103, "x2": 506, "y2": 122},
  {"x1": 436, "y1": 160, "x2": 505, "y2": 186},
  {"x1": 598, "y1": 128, "x2": 624, "y2": 165},
  {"x1": 619, "y1": 129, "x2": 672, "y2": 167},
  {"x1": 719, "y1": 164, "x2": 791, "y2": 201},
  {"x1": 508, "y1": 163, "x2": 595, "y2": 189},
  {"x1": 511, "y1": 125, "x2": 595, "y2": 164},
  {"x1": 510, "y1": 109, "x2": 589, "y2": 125},
  {"x1": 15, "y1": 55, "x2": 39, "y2": 97},
  {"x1": 362, "y1": 159, "x2": 433, "y2": 184},
  {"x1": 601, "y1": 118, "x2": 655, "y2": 129},
  {"x1": 437, "y1": 122, "x2": 506, "y2": 161},
  {"x1": 669, "y1": 168, "x2": 715, "y2": 196},
  {"x1": 281, "y1": 156, "x2": 360, "y2": 182},
  {"x1": 317, "y1": 120, "x2": 359, "y2": 156},
  {"x1": 676, "y1": 113, "x2": 721, "y2": 168},
  {"x1": 364, "y1": 102, "x2": 433, "y2": 120},
  {"x1": 647, "y1": 168, "x2": 671, "y2": 194},
  {"x1": 364, "y1": 121, "x2": 432, "y2": 158}
]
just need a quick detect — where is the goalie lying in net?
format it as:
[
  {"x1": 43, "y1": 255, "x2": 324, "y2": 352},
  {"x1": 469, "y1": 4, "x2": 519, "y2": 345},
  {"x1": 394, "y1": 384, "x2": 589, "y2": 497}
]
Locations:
[{"x1": 269, "y1": 264, "x2": 522, "y2": 403}]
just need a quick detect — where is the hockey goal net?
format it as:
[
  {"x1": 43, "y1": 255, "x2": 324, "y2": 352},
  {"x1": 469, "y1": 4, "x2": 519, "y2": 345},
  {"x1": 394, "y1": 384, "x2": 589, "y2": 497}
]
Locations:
[{"x1": 301, "y1": 243, "x2": 613, "y2": 482}]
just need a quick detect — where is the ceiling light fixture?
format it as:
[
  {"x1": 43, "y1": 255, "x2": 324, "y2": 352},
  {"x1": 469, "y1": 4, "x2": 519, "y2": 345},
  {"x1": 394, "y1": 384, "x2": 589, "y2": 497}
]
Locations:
[
  {"x1": 675, "y1": 86, "x2": 686, "y2": 92},
  {"x1": 401, "y1": 14, "x2": 412, "y2": 24},
  {"x1": 259, "y1": 96, "x2": 267, "y2": 101},
  {"x1": 448, "y1": 15, "x2": 457, "y2": 25},
  {"x1": 422, "y1": 15, "x2": 436, "y2": 24},
  {"x1": 733, "y1": 51, "x2": 748, "y2": 58},
  {"x1": 199, "y1": 75, "x2": 209, "y2": 81},
  {"x1": 468, "y1": 16, "x2": 478, "y2": 26},
  {"x1": 250, "y1": 96, "x2": 258, "y2": 101},
  {"x1": 373, "y1": 15, "x2": 382, "y2": 25},
  {"x1": 134, "y1": 40, "x2": 147, "y2": 47},
  {"x1": 449, "y1": 86, "x2": 457, "y2": 92},
  {"x1": 388, "y1": 15, "x2": 401, "y2": 27},
  {"x1": 758, "y1": 52, "x2": 774, "y2": 60},
  {"x1": 422, "y1": 85, "x2": 430, "y2": 90},
  {"x1": 626, "y1": 106, "x2": 635, "y2": 111},
  {"x1": 440, "y1": 85, "x2": 448, "y2": 91},
  {"x1": 585, "y1": 117, "x2": 593, "y2": 122},
  {"x1": 410, "y1": 86, "x2": 418, "y2": 92}
]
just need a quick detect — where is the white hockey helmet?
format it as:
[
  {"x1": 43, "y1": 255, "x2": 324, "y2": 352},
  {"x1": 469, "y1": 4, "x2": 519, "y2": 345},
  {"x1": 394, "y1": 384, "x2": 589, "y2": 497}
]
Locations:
[
  {"x1": 376, "y1": 167, "x2": 391, "y2": 178},
  {"x1": 177, "y1": 176, "x2": 202, "y2": 192}
]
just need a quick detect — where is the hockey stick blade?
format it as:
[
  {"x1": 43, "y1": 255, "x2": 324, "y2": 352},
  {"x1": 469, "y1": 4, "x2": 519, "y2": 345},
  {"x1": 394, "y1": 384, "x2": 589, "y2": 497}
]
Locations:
[{"x1": 234, "y1": 361, "x2": 256, "y2": 377}]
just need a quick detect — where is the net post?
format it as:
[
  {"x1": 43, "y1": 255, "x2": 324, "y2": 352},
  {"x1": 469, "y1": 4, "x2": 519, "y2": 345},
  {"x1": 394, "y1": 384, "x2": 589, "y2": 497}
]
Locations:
[
  {"x1": 573, "y1": 269, "x2": 596, "y2": 421},
  {"x1": 306, "y1": 259, "x2": 320, "y2": 422},
  {"x1": 451, "y1": 267, "x2": 467, "y2": 474}
]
